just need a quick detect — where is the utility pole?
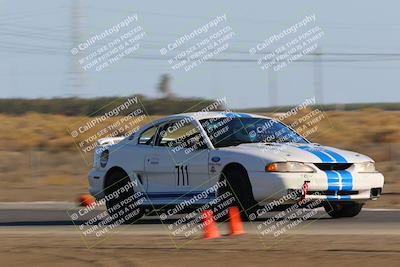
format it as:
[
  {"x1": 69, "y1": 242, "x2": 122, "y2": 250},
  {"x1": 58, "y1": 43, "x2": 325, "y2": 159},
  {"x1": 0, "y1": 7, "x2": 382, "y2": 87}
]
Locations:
[
  {"x1": 67, "y1": 0, "x2": 85, "y2": 96},
  {"x1": 314, "y1": 48, "x2": 323, "y2": 104}
]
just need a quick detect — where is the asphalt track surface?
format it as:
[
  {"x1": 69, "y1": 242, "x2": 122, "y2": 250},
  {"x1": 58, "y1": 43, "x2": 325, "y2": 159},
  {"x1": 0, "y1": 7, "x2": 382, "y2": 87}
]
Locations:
[
  {"x1": 1, "y1": 202, "x2": 399, "y2": 267},
  {"x1": 0, "y1": 202, "x2": 399, "y2": 235}
]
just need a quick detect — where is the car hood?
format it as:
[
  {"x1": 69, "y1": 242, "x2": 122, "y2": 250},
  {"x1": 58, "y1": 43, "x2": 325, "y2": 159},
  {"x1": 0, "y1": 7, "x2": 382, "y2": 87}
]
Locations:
[{"x1": 217, "y1": 142, "x2": 373, "y2": 163}]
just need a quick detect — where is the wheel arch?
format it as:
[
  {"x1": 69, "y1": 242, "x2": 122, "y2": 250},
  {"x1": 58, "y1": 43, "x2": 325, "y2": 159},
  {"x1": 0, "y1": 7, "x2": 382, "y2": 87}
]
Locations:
[
  {"x1": 221, "y1": 162, "x2": 248, "y2": 177},
  {"x1": 220, "y1": 162, "x2": 255, "y2": 200},
  {"x1": 103, "y1": 166, "x2": 129, "y2": 191}
]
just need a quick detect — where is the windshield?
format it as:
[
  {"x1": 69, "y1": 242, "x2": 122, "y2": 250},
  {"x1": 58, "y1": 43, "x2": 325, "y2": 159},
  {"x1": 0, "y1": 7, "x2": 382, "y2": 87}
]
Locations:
[{"x1": 199, "y1": 117, "x2": 308, "y2": 148}]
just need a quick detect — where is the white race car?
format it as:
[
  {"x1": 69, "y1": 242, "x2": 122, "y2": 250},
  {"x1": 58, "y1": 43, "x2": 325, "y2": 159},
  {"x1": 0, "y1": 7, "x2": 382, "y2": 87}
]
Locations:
[{"x1": 88, "y1": 112, "x2": 384, "y2": 222}]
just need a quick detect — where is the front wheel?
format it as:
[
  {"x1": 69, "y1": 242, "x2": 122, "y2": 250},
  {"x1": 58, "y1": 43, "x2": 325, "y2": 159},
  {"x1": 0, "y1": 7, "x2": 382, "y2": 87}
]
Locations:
[
  {"x1": 215, "y1": 165, "x2": 256, "y2": 222},
  {"x1": 104, "y1": 170, "x2": 144, "y2": 224},
  {"x1": 323, "y1": 202, "x2": 363, "y2": 218}
]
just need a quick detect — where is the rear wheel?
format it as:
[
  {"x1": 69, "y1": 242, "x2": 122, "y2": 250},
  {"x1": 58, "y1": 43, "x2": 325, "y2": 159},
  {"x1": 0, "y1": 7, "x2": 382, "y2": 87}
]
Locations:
[
  {"x1": 104, "y1": 170, "x2": 144, "y2": 224},
  {"x1": 323, "y1": 202, "x2": 363, "y2": 218},
  {"x1": 215, "y1": 165, "x2": 256, "y2": 222}
]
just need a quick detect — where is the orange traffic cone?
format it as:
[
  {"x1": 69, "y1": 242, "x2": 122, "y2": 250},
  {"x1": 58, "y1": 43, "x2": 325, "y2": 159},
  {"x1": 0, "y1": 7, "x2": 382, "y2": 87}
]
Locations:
[
  {"x1": 201, "y1": 210, "x2": 221, "y2": 240},
  {"x1": 79, "y1": 194, "x2": 95, "y2": 207},
  {"x1": 228, "y1": 206, "x2": 245, "y2": 236}
]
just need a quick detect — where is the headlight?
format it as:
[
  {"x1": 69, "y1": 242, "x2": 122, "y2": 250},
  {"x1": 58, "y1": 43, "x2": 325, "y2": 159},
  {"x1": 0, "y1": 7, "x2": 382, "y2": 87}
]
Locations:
[
  {"x1": 354, "y1": 162, "x2": 376, "y2": 173},
  {"x1": 93, "y1": 148, "x2": 108, "y2": 168},
  {"x1": 266, "y1": 162, "x2": 315, "y2": 173}
]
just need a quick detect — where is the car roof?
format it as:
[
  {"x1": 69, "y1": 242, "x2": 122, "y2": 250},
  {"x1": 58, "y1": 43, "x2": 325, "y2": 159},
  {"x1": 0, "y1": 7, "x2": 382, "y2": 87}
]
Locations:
[
  {"x1": 162, "y1": 111, "x2": 271, "y2": 121},
  {"x1": 127, "y1": 111, "x2": 276, "y2": 143},
  {"x1": 136, "y1": 112, "x2": 273, "y2": 134}
]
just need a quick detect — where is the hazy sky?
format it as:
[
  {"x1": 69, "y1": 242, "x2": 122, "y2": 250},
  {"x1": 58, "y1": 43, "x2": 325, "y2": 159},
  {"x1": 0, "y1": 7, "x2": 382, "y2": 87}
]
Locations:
[{"x1": 0, "y1": 0, "x2": 399, "y2": 108}]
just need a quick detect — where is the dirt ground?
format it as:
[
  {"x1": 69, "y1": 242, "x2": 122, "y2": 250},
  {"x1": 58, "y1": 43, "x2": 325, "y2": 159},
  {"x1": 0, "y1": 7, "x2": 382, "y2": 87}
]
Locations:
[{"x1": 1, "y1": 233, "x2": 399, "y2": 267}]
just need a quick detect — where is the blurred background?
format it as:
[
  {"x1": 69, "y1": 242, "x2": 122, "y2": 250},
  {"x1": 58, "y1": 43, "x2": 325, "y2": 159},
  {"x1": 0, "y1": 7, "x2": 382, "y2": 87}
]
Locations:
[{"x1": 0, "y1": 0, "x2": 399, "y2": 207}]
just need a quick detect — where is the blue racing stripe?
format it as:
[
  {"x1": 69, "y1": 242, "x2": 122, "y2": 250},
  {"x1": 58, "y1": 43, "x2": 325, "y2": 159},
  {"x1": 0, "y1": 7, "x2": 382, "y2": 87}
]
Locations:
[
  {"x1": 326, "y1": 195, "x2": 351, "y2": 201},
  {"x1": 325, "y1": 171, "x2": 340, "y2": 191},
  {"x1": 319, "y1": 148, "x2": 347, "y2": 163},
  {"x1": 297, "y1": 145, "x2": 352, "y2": 193},
  {"x1": 223, "y1": 112, "x2": 252, "y2": 118},
  {"x1": 337, "y1": 170, "x2": 353, "y2": 191},
  {"x1": 224, "y1": 112, "x2": 240, "y2": 118},
  {"x1": 298, "y1": 146, "x2": 334, "y2": 163},
  {"x1": 237, "y1": 113, "x2": 252, "y2": 118}
]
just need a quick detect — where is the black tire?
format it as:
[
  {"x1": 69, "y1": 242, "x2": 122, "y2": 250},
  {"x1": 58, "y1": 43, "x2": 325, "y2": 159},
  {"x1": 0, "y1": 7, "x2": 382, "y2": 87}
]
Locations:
[
  {"x1": 323, "y1": 202, "x2": 363, "y2": 218},
  {"x1": 104, "y1": 170, "x2": 144, "y2": 224},
  {"x1": 215, "y1": 165, "x2": 256, "y2": 222}
]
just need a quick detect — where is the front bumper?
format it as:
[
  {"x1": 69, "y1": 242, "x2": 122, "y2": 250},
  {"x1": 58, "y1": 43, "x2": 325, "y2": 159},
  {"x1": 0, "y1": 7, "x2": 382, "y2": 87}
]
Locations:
[{"x1": 249, "y1": 170, "x2": 384, "y2": 204}]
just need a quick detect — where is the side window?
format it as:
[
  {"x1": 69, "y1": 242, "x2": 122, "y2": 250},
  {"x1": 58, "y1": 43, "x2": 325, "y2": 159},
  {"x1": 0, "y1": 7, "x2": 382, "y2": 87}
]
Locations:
[
  {"x1": 156, "y1": 121, "x2": 207, "y2": 150},
  {"x1": 138, "y1": 125, "x2": 158, "y2": 145}
]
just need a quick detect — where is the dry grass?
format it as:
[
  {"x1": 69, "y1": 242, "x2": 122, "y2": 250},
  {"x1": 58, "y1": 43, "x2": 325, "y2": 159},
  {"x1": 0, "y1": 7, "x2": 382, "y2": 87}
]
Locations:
[
  {"x1": 0, "y1": 110, "x2": 399, "y2": 202},
  {"x1": 2, "y1": 109, "x2": 399, "y2": 152}
]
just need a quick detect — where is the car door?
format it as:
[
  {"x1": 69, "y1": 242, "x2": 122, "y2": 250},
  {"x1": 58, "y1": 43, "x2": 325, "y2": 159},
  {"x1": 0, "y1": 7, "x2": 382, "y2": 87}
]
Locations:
[
  {"x1": 144, "y1": 119, "x2": 211, "y2": 202},
  {"x1": 110, "y1": 123, "x2": 160, "y2": 194}
]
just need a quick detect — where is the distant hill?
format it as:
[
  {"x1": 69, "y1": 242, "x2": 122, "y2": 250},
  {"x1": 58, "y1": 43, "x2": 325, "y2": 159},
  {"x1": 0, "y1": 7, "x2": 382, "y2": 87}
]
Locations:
[
  {"x1": 238, "y1": 102, "x2": 400, "y2": 113},
  {"x1": 0, "y1": 96, "x2": 225, "y2": 116},
  {"x1": 0, "y1": 97, "x2": 399, "y2": 116}
]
